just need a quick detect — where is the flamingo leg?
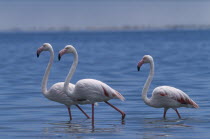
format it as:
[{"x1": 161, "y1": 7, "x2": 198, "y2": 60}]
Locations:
[
  {"x1": 163, "y1": 108, "x2": 169, "y2": 119},
  {"x1": 67, "y1": 107, "x2": 72, "y2": 121},
  {"x1": 104, "y1": 101, "x2": 126, "y2": 120},
  {"x1": 92, "y1": 104, "x2": 94, "y2": 127},
  {"x1": 75, "y1": 105, "x2": 90, "y2": 119},
  {"x1": 174, "y1": 108, "x2": 181, "y2": 119}
]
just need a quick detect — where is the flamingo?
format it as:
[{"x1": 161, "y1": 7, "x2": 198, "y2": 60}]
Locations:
[
  {"x1": 137, "y1": 55, "x2": 199, "y2": 119},
  {"x1": 58, "y1": 45, "x2": 126, "y2": 126},
  {"x1": 36, "y1": 43, "x2": 90, "y2": 120}
]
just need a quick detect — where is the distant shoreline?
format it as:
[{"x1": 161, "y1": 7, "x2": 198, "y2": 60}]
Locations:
[{"x1": 1, "y1": 25, "x2": 210, "y2": 32}]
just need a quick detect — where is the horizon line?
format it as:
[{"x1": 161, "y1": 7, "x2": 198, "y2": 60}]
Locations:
[{"x1": 1, "y1": 24, "x2": 210, "y2": 32}]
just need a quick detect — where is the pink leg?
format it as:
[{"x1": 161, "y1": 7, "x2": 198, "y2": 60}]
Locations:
[
  {"x1": 174, "y1": 108, "x2": 181, "y2": 119},
  {"x1": 92, "y1": 104, "x2": 94, "y2": 127},
  {"x1": 75, "y1": 105, "x2": 90, "y2": 119},
  {"x1": 104, "y1": 101, "x2": 126, "y2": 120},
  {"x1": 67, "y1": 107, "x2": 72, "y2": 121},
  {"x1": 163, "y1": 108, "x2": 168, "y2": 119}
]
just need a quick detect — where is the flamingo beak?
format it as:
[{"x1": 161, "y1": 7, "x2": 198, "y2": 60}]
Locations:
[
  {"x1": 137, "y1": 60, "x2": 144, "y2": 71},
  {"x1": 58, "y1": 49, "x2": 67, "y2": 61},
  {"x1": 37, "y1": 52, "x2": 39, "y2": 57},
  {"x1": 137, "y1": 66, "x2": 140, "y2": 71},
  {"x1": 58, "y1": 53, "x2": 61, "y2": 61},
  {"x1": 36, "y1": 47, "x2": 43, "y2": 58}
]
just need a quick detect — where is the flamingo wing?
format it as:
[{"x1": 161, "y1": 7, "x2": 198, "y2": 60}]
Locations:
[
  {"x1": 74, "y1": 79, "x2": 125, "y2": 102},
  {"x1": 153, "y1": 86, "x2": 199, "y2": 108},
  {"x1": 100, "y1": 82, "x2": 125, "y2": 101}
]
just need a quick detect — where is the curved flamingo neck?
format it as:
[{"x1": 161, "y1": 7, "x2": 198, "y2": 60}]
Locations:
[
  {"x1": 64, "y1": 49, "x2": 78, "y2": 97},
  {"x1": 142, "y1": 58, "x2": 154, "y2": 106},
  {"x1": 42, "y1": 48, "x2": 54, "y2": 96}
]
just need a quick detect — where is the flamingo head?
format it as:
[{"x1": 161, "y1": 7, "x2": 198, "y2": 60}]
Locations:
[
  {"x1": 37, "y1": 43, "x2": 52, "y2": 57},
  {"x1": 58, "y1": 45, "x2": 76, "y2": 61},
  {"x1": 137, "y1": 55, "x2": 153, "y2": 71}
]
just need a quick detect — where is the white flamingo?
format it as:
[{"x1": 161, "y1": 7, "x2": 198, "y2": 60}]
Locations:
[
  {"x1": 137, "y1": 55, "x2": 199, "y2": 119},
  {"x1": 58, "y1": 45, "x2": 126, "y2": 126},
  {"x1": 36, "y1": 43, "x2": 90, "y2": 120}
]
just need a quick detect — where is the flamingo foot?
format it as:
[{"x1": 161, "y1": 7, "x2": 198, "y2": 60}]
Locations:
[{"x1": 104, "y1": 101, "x2": 126, "y2": 120}]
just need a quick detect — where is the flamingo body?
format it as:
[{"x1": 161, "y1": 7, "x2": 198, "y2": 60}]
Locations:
[
  {"x1": 150, "y1": 86, "x2": 199, "y2": 109},
  {"x1": 73, "y1": 79, "x2": 125, "y2": 104}
]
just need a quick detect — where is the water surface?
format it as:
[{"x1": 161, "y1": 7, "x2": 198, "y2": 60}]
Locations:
[{"x1": 0, "y1": 30, "x2": 209, "y2": 138}]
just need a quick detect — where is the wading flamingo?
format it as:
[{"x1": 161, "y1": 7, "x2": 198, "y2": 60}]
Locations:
[
  {"x1": 37, "y1": 43, "x2": 90, "y2": 120},
  {"x1": 58, "y1": 45, "x2": 126, "y2": 126},
  {"x1": 137, "y1": 55, "x2": 199, "y2": 119}
]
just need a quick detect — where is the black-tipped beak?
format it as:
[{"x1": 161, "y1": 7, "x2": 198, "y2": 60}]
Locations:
[
  {"x1": 137, "y1": 59, "x2": 144, "y2": 71},
  {"x1": 58, "y1": 49, "x2": 66, "y2": 61},
  {"x1": 37, "y1": 46, "x2": 43, "y2": 58},
  {"x1": 37, "y1": 51, "x2": 39, "y2": 58},
  {"x1": 58, "y1": 54, "x2": 61, "y2": 61},
  {"x1": 137, "y1": 66, "x2": 140, "y2": 71}
]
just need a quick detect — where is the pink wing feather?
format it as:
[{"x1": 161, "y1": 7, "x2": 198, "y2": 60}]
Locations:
[
  {"x1": 101, "y1": 84, "x2": 125, "y2": 101},
  {"x1": 154, "y1": 86, "x2": 199, "y2": 108}
]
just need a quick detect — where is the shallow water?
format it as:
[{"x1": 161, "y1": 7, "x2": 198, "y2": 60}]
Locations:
[{"x1": 0, "y1": 30, "x2": 209, "y2": 138}]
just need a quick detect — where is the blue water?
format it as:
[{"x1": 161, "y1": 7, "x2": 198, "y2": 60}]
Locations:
[{"x1": 0, "y1": 30, "x2": 209, "y2": 138}]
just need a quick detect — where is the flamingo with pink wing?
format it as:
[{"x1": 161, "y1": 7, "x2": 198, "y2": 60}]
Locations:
[
  {"x1": 58, "y1": 45, "x2": 126, "y2": 127},
  {"x1": 137, "y1": 55, "x2": 199, "y2": 119}
]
